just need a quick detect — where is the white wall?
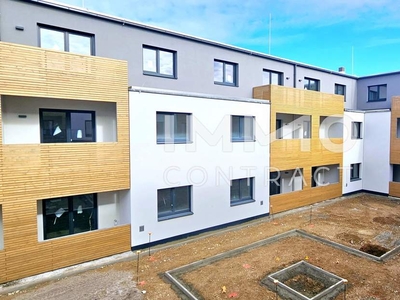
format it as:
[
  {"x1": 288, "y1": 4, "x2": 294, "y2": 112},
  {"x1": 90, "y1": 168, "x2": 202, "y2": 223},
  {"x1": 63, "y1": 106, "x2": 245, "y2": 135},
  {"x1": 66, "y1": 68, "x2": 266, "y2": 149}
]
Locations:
[
  {"x1": 129, "y1": 90, "x2": 270, "y2": 247},
  {"x1": 277, "y1": 114, "x2": 310, "y2": 139},
  {"x1": 2, "y1": 96, "x2": 117, "y2": 144},
  {"x1": 314, "y1": 164, "x2": 339, "y2": 186},
  {"x1": 320, "y1": 116, "x2": 343, "y2": 138},
  {"x1": 343, "y1": 112, "x2": 364, "y2": 193},
  {"x1": 363, "y1": 111, "x2": 391, "y2": 193}
]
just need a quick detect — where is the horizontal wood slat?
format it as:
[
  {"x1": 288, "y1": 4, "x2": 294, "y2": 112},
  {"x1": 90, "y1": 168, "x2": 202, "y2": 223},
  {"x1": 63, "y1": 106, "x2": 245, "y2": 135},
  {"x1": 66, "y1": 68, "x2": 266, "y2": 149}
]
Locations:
[
  {"x1": 254, "y1": 85, "x2": 343, "y2": 213},
  {"x1": 0, "y1": 42, "x2": 130, "y2": 283},
  {"x1": 389, "y1": 182, "x2": 400, "y2": 198},
  {"x1": 390, "y1": 97, "x2": 400, "y2": 165}
]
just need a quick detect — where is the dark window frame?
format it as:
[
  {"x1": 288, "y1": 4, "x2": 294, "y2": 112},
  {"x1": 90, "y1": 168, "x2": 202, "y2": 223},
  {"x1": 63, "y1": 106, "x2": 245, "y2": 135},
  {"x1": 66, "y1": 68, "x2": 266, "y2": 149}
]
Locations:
[
  {"x1": 350, "y1": 163, "x2": 361, "y2": 181},
  {"x1": 270, "y1": 172, "x2": 281, "y2": 196},
  {"x1": 156, "y1": 111, "x2": 192, "y2": 144},
  {"x1": 304, "y1": 77, "x2": 320, "y2": 91},
  {"x1": 263, "y1": 69, "x2": 283, "y2": 85},
  {"x1": 157, "y1": 186, "x2": 192, "y2": 221},
  {"x1": 231, "y1": 115, "x2": 255, "y2": 142},
  {"x1": 43, "y1": 193, "x2": 97, "y2": 240},
  {"x1": 368, "y1": 84, "x2": 387, "y2": 102},
  {"x1": 230, "y1": 177, "x2": 255, "y2": 206},
  {"x1": 214, "y1": 59, "x2": 238, "y2": 86},
  {"x1": 142, "y1": 45, "x2": 177, "y2": 79},
  {"x1": 335, "y1": 83, "x2": 346, "y2": 101},
  {"x1": 38, "y1": 24, "x2": 95, "y2": 55},
  {"x1": 39, "y1": 108, "x2": 96, "y2": 143},
  {"x1": 351, "y1": 122, "x2": 362, "y2": 139}
]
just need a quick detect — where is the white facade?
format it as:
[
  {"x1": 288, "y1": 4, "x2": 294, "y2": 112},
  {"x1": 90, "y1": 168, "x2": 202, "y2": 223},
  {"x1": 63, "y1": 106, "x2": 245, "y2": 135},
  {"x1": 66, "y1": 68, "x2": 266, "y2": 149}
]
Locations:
[{"x1": 129, "y1": 88, "x2": 270, "y2": 247}]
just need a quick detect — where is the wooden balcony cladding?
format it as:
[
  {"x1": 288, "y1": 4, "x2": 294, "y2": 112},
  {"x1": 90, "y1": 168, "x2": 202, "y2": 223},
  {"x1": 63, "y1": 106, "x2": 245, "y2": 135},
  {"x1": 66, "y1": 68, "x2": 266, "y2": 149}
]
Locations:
[
  {"x1": 390, "y1": 97, "x2": 400, "y2": 164},
  {"x1": 0, "y1": 42, "x2": 128, "y2": 102},
  {"x1": 389, "y1": 182, "x2": 400, "y2": 198},
  {"x1": 4, "y1": 225, "x2": 131, "y2": 282}
]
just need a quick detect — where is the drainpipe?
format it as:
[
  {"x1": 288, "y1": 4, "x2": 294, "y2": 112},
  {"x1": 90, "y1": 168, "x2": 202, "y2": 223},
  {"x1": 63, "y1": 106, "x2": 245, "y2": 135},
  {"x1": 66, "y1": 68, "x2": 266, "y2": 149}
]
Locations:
[{"x1": 293, "y1": 64, "x2": 297, "y2": 88}]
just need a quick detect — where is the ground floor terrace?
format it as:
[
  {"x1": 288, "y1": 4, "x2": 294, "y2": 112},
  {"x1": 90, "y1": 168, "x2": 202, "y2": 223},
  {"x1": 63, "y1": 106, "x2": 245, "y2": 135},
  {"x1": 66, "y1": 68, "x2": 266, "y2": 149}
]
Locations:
[{"x1": 1, "y1": 193, "x2": 399, "y2": 299}]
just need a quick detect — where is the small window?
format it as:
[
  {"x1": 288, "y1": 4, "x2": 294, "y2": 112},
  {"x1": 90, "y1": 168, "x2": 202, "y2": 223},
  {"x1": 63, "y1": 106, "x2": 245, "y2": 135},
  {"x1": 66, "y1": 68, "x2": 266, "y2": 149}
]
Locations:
[
  {"x1": 157, "y1": 112, "x2": 191, "y2": 144},
  {"x1": 270, "y1": 172, "x2": 281, "y2": 196},
  {"x1": 157, "y1": 186, "x2": 192, "y2": 221},
  {"x1": 397, "y1": 119, "x2": 400, "y2": 138},
  {"x1": 143, "y1": 46, "x2": 176, "y2": 78},
  {"x1": 39, "y1": 25, "x2": 94, "y2": 55},
  {"x1": 214, "y1": 60, "x2": 238, "y2": 86},
  {"x1": 40, "y1": 109, "x2": 95, "y2": 143},
  {"x1": 43, "y1": 194, "x2": 97, "y2": 240},
  {"x1": 304, "y1": 77, "x2": 320, "y2": 91},
  {"x1": 230, "y1": 178, "x2": 254, "y2": 206},
  {"x1": 231, "y1": 115, "x2": 255, "y2": 142},
  {"x1": 351, "y1": 122, "x2": 362, "y2": 139},
  {"x1": 368, "y1": 84, "x2": 387, "y2": 102},
  {"x1": 263, "y1": 69, "x2": 283, "y2": 85},
  {"x1": 335, "y1": 84, "x2": 346, "y2": 101},
  {"x1": 350, "y1": 163, "x2": 361, "y2": 181}
]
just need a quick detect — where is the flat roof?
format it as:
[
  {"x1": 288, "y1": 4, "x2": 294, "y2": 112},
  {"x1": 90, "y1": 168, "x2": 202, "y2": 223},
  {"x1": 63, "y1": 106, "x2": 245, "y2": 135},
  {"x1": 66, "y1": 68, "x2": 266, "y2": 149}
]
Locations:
[{"x1": 22, "y1": 0, "x2": 360, "y2": 78}]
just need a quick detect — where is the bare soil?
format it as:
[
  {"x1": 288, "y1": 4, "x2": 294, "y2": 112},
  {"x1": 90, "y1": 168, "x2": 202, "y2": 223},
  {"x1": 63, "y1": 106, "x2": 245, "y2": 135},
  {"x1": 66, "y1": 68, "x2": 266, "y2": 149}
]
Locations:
[{"x1": 1, "y1": 193, "x2": 400, "y2": 299}]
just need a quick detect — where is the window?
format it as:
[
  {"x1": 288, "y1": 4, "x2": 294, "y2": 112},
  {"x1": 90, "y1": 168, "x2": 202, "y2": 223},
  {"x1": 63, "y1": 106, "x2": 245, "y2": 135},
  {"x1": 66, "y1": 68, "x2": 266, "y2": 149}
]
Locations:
[
  {"x1": 157, "y1": 186, "x2": 192, "y2": 220},
  {"x1": 40, "y1": 109, "x2": 95, "y2": 143},
  {"x1": 350, "y1": 163, "x2": 361, "y2": 181},
  {"x1": 270, "y1": 172, "x2": 281, "y2": 196},
  {"x1": 39, "y1": 25, "x2": 94, "y2": 55},
  {"x1": 157, "y1": 112, "x2": 191, "y2": 144},
  {"x1": 304, "y1": 77, "x2": 320, "y2": 91},
  {"x1": 263, "y1": 69, "x2": 283, "y2": 85},
  {"x1": 230, "y1": 178, "x2": 254, "y2": 206},
  {"x1": 351, "y1": 122, "x2": 362, "y2": 139},
  {"x1": 143, "y1": 46, "x2": 176, "y2": 78},
  {"x1": 214, "y1": 60, "x2": 238, "y2": 86},
  {"x1": 397, "y1": 119, "x2": 400, "y2": 138},
  {"x1": 368, "y1": 84, "x2": 387, "y2": 102},
  {"x1": 43, "y1": 194, "x2": 97, "y2": 240},
  {"x1": 335, "y1": 84, "x2": 346, "y2": 101},
  {"x1": 231, "y1": 115, "x2": 255, "y2": 142}
]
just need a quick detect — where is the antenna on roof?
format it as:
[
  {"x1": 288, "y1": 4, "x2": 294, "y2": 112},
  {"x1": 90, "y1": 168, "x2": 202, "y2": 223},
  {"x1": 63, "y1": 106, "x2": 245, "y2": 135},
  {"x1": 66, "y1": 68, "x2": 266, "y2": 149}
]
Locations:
[{"x1": 268, "y1": 13, "x2": 272, "y2": 55}]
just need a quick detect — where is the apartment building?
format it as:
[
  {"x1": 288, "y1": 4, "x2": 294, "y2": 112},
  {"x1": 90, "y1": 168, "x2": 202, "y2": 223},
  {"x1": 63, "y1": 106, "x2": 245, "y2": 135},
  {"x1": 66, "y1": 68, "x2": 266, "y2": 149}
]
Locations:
[{"x1": 0, "y1": 0, "x2": 398, "y2": 283}]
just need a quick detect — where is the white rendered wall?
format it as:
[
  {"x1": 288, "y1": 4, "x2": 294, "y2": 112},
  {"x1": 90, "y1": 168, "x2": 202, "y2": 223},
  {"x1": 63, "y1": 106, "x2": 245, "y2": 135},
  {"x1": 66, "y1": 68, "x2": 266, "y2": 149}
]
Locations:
[
  {"x1": 2, "y1": 96, "x2": 117, "y2": 144},
  {"x1": 362, "y1": 111, "x2": 391, "y2": 193},
  {"x1": 277, "y1": 114, "x2": 310, "y2": 139},
  {"x1": 343, "y1": 112, "x2": 364, "y2": 194},
  {"x1": 129, "y1": 91, "x2": 270, "y2": 247},
  {"x1": 320, "y1": 116, "x2": 343, "y2": 138}
]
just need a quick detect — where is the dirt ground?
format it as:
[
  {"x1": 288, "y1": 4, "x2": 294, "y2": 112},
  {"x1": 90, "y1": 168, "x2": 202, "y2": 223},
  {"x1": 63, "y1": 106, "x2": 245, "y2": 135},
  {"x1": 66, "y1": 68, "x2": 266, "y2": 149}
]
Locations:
[{"x1": 1, "y1": 193, "x2": 400, "y2": 299}]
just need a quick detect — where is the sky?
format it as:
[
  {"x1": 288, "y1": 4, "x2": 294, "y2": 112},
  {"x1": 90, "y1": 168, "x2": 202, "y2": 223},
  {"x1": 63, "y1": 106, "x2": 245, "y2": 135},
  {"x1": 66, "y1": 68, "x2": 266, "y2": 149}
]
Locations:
[{"x1": 54, "y1": 0, "x2": 400, "y2": 76}]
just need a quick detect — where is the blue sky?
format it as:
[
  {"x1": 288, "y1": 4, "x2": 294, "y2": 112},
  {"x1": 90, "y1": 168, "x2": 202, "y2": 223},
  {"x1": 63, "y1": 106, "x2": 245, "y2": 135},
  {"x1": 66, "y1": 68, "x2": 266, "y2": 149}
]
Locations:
[{"x1": 55, "y1": 0, "x2": 400, "y2": 76}]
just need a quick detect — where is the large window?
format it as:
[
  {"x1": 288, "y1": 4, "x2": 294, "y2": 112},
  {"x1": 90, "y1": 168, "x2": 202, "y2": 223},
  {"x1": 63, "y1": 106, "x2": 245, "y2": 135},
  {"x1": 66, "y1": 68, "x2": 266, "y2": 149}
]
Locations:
[
  {"x1": 231, "y1": 178, "x2": 254, "y2": 206},
  {"x1": 304, "y1": 77, "x2": 320, "y2": 91},
  {"x1": 40, "y1": 109, "x2": 95, "y2": 143},
  {"x1": 263, "y1": 69, "x2": 283, "y2": 85},
  {"x1": 368, "y1": 84, "x2": 387, "y2": 102},
  {"x1": 231, "y1": 115, "x2": 255, "y2": 142},
  {"x1": 351, "y1": 122, "x2": 362, "y2": 139},
  {"x1": 214, "y1": 60, "x2": 238, "y2": 86},
  {"x1": 157, "y1": 186, "x2": 192, "y2": 220},
  {"x1": 143, "y1": 46, "x2": 176, "y2": 78},
  {"x1": 157, "y1": 112, "x2": 191, "y2": 144},
  {"x1": 350, "y1": 163, "x2": 361, "y2": 181},
  {"x1": 39, "y1": 25, "x2": 94, "y2": 55},
  {"x1": 43, "y1": 194, "x2": 97, "y2": 240},
  {"x1": 335, "y1": 84, "x2": 346, "y2": 101}
]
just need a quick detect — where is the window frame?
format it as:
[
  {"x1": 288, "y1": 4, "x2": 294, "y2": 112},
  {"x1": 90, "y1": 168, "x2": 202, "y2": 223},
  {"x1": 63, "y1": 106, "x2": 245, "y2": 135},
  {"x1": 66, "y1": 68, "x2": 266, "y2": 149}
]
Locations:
[
  {"x1": 38, "y1": 24, "x2": 95, "y2": 55},
  {"x1": 335, "y1": 83, "x2": 346, "y2": 101},
  {"x1": 214, "y1": 59, "x2": 238, "y2": 86},
  {"x1": 142, "y1": 45, "x2": 177, "y2": 79},
  {"x1": 351, "y1": 122, "x2": 362, "y2": 139},
  {"x1": 230, "y1": 177, "x2": 255, "y2": 206},
  {"x1": 40, "y1": 108, "x2": 96, "y2": 143},
  {"x1": 157, "y1": 186, "x2": 192, "y2": 221},
  {"x1": 156, "y1": 112, "x2": 192, "y2": 144},
  {"x1": 43, "y1": 193, "x2": 98, "y2": 240},
  {"x1": 350, "y1": 163, "x2": 361, "y2": 181},
  {"x1": 304, "y1": 77, "x2": 320, "y2": 91},
  {"x1": 263, "y1": 69, "x2": 283, "y2": 86},
  {"x1": 231, "y1": 115, "x2": 255, "y2": 142},
  {"x1": 368, "y1": 84, "x2": 387, "y2": 102}
]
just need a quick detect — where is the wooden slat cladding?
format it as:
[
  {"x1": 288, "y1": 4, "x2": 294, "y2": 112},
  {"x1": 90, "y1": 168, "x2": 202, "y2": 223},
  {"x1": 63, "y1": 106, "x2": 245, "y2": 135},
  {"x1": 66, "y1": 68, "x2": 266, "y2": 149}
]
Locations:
[
  {"x1": 389, "y1": 182, "x2": 400, "y2": 198},
  {"x1": 390, "y1": 97, "x2": 400, "y2": 165},
  {"x1": 0, "y1": 42, "x2": 131, "y2": 283},
  {"x1": 254, "y1": 85, "x2": 344, "y2": 213}
]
